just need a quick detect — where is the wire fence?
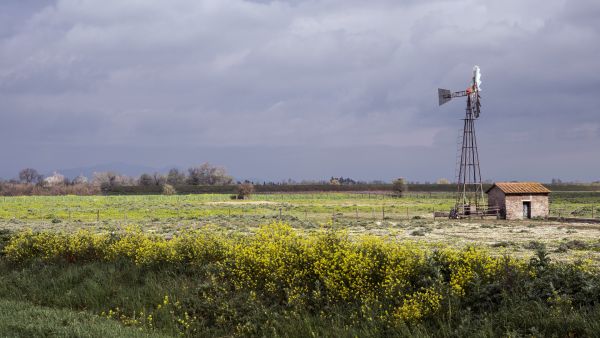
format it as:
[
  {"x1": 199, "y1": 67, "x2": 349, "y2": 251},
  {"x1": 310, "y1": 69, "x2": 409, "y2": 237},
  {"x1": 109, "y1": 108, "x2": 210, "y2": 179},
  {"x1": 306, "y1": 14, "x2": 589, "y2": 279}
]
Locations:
[{"x1": 0, "y1": 205, "x2": 444, "y2": 223}]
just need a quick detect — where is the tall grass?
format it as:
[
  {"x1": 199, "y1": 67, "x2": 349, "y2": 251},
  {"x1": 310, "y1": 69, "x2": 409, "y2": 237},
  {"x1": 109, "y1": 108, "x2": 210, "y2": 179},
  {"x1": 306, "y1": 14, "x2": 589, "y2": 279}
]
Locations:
[{"x1": 0, "y1": 299, "x2": 163, "y2": 338}]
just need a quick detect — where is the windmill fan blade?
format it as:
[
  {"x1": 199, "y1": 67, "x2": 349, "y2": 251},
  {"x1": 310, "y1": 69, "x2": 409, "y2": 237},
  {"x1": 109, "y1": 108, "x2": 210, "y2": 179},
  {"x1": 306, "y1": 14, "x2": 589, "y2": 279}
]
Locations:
[{"x1": 438, "y1": 88, "x2": 451, "y2": 106}]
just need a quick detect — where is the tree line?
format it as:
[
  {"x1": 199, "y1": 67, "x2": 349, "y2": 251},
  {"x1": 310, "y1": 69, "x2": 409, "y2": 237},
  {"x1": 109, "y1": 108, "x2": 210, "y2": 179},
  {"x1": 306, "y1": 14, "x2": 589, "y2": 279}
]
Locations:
[
  {"x1": 0, "y1": 163, "x2": 431, "y2": 197},
  {"x1": 0, "y1": 163, "x2": 242, "y2": 197}
]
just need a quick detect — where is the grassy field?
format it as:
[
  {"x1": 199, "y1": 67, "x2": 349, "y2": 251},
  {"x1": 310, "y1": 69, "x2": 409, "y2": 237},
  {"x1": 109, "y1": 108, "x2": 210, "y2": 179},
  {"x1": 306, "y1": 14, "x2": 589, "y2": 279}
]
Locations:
[
  {"x1": 1, "y1": 192, "x2": 600, "y2": 337},
  {"x1": 1, "y1": 191, "x2": 598, "y2": 222},
  {"x1": 0, "y1": 193, "x2": 454, "y2": 222},
  {"x1": 1, "y1": 192, "x2": 599, "y2": 263}
]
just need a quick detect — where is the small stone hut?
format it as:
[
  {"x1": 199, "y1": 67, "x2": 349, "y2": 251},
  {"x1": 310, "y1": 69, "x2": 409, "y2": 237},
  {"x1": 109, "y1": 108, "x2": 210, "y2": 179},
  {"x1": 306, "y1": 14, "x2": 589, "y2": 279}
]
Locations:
[{"x1": 485, "y1": 182, "x2": 550, "y2": 220}]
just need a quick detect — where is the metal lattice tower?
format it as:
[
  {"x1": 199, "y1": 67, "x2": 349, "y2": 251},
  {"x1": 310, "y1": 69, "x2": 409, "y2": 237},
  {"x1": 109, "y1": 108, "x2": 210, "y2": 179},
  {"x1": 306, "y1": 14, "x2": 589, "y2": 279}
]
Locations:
[
  {"x1": 438, "y1": 66, "x2": 484, "y2": 217},
  {"x1": 454, "y1": 93, "x2": 484, "y2": 215}
]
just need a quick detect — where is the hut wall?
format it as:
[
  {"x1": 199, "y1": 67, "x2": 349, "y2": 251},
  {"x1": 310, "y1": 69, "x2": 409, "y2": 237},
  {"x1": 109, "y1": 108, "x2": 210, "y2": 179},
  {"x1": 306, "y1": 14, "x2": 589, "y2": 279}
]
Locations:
[
  {"x1": 531, "y1": 195, "x2": 549, "y2": 218},
  {"x1": 504, "y1": 194, "x2": 549, "y2": 220},
  {"x1": 487, "y1": 186, "x2": 506, "y2": 210}
]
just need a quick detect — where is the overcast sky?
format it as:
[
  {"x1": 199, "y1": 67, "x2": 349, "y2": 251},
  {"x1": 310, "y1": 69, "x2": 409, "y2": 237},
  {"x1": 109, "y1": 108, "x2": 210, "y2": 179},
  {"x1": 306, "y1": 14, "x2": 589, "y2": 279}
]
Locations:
[{"x1": 1, "y1": 0, "x2": 599, "y2": 182}]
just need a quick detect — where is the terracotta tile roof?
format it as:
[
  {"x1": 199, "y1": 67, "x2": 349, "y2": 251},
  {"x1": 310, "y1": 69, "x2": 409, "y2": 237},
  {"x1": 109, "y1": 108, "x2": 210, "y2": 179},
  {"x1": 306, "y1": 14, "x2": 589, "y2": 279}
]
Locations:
[{"x1": 485, "y1": 182, "x2": 551, "y2": 195}]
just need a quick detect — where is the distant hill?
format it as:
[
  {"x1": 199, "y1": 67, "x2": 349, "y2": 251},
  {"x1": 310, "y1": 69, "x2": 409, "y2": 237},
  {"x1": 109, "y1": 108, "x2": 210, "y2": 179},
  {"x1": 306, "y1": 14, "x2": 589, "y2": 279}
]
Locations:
[{"x1": 56, "y1": 162, "x2": 175, "y2": 179}]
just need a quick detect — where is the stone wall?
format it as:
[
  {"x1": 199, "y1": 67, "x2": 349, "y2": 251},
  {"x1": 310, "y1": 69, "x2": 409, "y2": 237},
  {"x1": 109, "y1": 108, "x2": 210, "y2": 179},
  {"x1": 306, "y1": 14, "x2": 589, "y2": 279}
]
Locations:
[
  {"x1": 531, "y1": 195, "x2": 549, "y2": 218},
  {"x1": 505, "y1": 194, "x2": 549, "y2": 220},
  {"x1": 487, "y1": 187, "x2": 506, "y2": 210}
]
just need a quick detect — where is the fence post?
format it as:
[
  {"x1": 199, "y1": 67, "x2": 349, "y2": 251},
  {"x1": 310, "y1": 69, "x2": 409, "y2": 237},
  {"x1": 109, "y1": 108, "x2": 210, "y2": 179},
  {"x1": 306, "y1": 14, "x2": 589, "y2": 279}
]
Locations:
[
  {"x1": 355, "y1": 206, "x2": 359, "y2": 221},
  {"x1": 382, "y1": 206, "x2": 385, "y2": 220},
  {"x1": 96, "y1": 210, "x2": 99, "y2": 222},
  {"x1": 406, "y1": 207, "x2": 409, "y2": 220},
  {"x1": 279, "y1": 208, "x2": 282, "y2": 219}
]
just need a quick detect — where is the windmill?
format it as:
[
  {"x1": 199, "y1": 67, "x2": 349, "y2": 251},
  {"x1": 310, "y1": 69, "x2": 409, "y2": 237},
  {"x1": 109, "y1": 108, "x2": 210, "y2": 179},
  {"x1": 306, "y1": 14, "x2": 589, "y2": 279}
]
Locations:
[{"x1": 438, "y1": 66, "x2": 484, "y2": 218}]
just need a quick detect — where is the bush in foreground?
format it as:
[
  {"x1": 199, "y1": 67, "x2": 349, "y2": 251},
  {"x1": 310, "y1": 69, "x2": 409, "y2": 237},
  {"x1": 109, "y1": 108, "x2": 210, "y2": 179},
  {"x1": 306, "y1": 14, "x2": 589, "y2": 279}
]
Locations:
[{"x1": 2, "y1": 223, "x2": 600, "y2": 336}]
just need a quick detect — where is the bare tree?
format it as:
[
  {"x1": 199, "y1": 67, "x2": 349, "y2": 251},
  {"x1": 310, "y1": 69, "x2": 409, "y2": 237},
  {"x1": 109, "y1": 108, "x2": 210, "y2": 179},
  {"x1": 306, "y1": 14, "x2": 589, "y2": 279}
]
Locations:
[
  {"x1": 93, "y1": 172, "x2": 117, "y2": 192},
  {"x1": 93, "y1": 172, "x2": 115, "y2": 187},
  {"x1": 92, "y1": 172, "x2": 134, "y2": 191},
  {"x1": 166, "y1": 168, "x2": 186, "y2": 186},
  {"x1": 19, "y1": 168, "x2": 43, "y2": 184},
  {"x1": 72, "y1": 174, "x2": 88, "y2": 185},
  {"x1": 187, "y1": 163, "x2": 233, "y2": 185},
  {"x1": 138, "y1": 173, "x2": 153, "y2": 186},
  {"x1": 152, "y1": 172, "x2": 166, "y2": 186}
]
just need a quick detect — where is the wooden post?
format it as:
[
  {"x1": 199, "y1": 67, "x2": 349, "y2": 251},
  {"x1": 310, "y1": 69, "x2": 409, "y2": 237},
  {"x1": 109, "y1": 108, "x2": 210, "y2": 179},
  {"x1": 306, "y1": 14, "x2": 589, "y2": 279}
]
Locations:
[
  {"x1": 355, "y1": 206, "x2": 359, "y2": 221},
  {"x1": 406, "y1": 207, "x2": 409, "y2": 220},
  {"x1": 96, "y1": 210, "x2": 99, "y2": 222},
  {"x1": 382, "y1": 206, "x2": 385, "y2": 220},
  {"x1": 279, "y1": 208, "x2": 282, "y2": 219}
]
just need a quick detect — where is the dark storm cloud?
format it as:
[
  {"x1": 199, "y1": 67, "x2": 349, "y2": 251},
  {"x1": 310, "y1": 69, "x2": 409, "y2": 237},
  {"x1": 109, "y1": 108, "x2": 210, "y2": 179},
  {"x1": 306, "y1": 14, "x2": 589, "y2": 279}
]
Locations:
[{"x1": 0, "y1": 0, "x2": 599, "y2": 181}]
